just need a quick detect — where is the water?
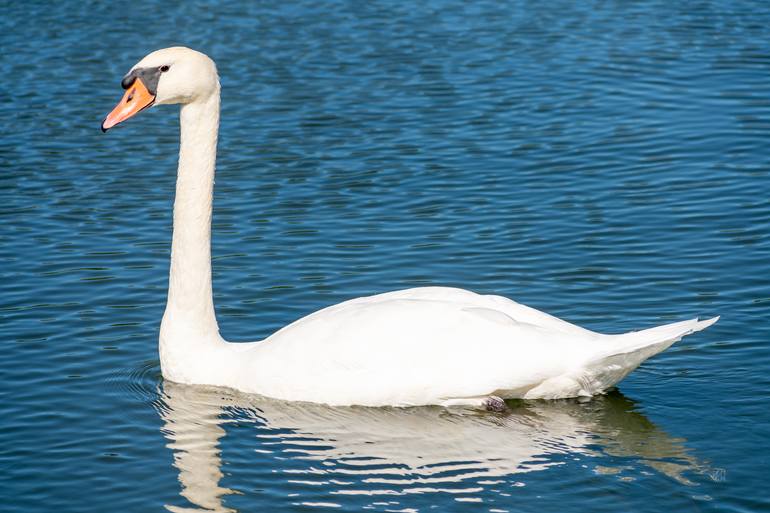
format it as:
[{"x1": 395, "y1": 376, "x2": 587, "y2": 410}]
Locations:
[{"x1": 2, "y1": 0, "x2": 769, "y2": 511}]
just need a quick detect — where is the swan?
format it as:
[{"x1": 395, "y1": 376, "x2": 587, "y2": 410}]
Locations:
[{"x1": 102, "y1": 47, "x2": 718, "y2": 408}]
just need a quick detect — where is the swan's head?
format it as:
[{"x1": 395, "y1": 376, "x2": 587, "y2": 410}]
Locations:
[{"x1": 102, "y1": 47, "x2": 219, "y2": 132}]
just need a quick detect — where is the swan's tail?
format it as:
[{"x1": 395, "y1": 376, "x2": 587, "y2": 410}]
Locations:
[{"x1": 581, "y1": 316, "x2": 719, "y2": 394}]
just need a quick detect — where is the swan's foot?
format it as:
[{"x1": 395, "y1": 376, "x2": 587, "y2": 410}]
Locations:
[{"x1": 484, "y1": 395, "x2": 508, "y2": 412}]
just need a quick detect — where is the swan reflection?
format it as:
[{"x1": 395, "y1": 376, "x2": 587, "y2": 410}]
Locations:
[{"x1": 156, "y1": 381, "x2": 710, "y2": 512}]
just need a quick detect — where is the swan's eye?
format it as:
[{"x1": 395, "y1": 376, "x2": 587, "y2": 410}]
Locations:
[{"x1": 160, "y1": 65, "x2": 170, "y2": 72}]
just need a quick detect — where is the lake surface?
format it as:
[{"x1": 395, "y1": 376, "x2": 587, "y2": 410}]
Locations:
[{"x1": 2, "y1": 0, "x2": 769, "y2": 511}]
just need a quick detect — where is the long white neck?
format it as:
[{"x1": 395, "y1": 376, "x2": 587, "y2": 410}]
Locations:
[{"x1": 160, "y1": 90, "x2": 223, "y2": 379}]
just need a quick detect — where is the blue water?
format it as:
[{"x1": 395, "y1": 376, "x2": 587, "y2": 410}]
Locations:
[{"x1": 2, "y1": 0, "x2": 770, "y2": 511}]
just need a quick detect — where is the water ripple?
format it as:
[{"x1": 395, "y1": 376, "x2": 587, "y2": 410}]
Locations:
[{"x1": 2, "y1": 0, "x2": 769, "y2": 512}]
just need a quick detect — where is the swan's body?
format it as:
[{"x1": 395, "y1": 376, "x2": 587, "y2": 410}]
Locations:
[{"x1": 103, "y1": 47, "x2": 717, "y2": 407}]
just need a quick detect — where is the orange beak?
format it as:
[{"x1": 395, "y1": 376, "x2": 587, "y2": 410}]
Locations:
[{"x1": 101, "y1": 78, "x2": 155, "y2": 132}]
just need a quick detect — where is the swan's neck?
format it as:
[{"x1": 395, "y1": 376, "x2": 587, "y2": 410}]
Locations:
[{"x1": 160, "y1": 92, "x2": 223, "y2": 376}]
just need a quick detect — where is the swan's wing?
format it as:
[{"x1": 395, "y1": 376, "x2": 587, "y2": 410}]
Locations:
[
  {"x1": 276, "y1": 287, "x2": 595, "y2": 338},
  {"x1": 242, "y1": 287, "x2": 599, "y2": 406}
]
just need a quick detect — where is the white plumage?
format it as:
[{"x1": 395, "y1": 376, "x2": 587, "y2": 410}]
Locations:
[{"x1": 230, "y1": 286, "x2": 716, "y2": 405}]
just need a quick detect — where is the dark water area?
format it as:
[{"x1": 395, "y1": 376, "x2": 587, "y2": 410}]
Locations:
[{"x1": 2, "y1": 0, "x2": 769, "y2": 511}]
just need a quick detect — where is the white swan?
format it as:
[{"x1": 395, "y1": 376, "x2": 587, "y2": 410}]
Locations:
[{"x1": 102, "y1": 47, "x2": 718, "y2": 408}]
